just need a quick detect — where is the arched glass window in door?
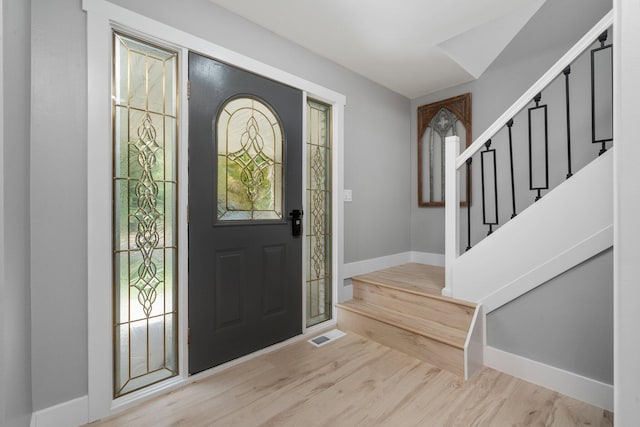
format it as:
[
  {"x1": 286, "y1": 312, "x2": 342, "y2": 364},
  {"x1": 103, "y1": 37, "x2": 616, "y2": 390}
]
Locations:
[
  {"x1": 112, "y1": 33, "x2": 178, "y2": 398},
  {"x1": 217, "y1": 97, "x2": 284, "y2": 221}
]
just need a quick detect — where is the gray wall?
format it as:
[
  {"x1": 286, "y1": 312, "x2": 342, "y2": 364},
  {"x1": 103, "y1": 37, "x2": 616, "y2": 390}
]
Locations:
[
  {"x1": 410, "y1": 0, "x2": 612, "y2": 254},
  {"x1": 29, "y1": 0, "x2": 410, "y2": 411},
  {"x1": 30, "y1": 0, "x2": 88, "y2": 411},
  {"x1": 487, "y1": 248, "x2": 613, "y2": 384},
  {"x1": 2, "y1": 0, "x2": 33, "y2": 425}
]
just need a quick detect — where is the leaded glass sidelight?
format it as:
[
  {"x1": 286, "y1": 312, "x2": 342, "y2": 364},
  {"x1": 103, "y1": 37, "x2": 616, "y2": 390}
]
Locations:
[
  {"x1": 217, "y1": 97, "x2": 284, "y2": 221},
  {"x1": 113, "y1": 33, "x2": 178, "y2": 398},
  {"x1": 306, "y1": 99, "x2": 332, "y2": 327}
]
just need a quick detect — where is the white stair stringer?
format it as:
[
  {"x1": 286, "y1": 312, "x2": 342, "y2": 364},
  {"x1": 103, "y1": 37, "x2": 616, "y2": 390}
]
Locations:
[{"x1": 451, "y1": 148, "x2": 613, "y2": 306}]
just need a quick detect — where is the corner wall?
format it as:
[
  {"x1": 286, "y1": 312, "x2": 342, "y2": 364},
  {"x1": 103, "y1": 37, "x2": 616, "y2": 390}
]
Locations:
[{"x1": 2, "y1": 0, "x2": 33, "y2": 426}]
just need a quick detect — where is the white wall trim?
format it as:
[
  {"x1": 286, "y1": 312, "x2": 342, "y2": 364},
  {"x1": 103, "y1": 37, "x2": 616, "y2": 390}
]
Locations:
[
  {"x1": 84, "y1": 0, "x2": 346, "y2": 422},
  {"x1": 0, "y1": 0, "x2": 6, "y2": 422},
  {"x1": 444, "y1": 136, "x2": 461, "y2": 298},
  {"x1": 485, "y1": 346, "x2": 613, "y2": 411},
  {"x1": 614, "y1": 0, "x2": 640, "y2": 421},
  {"x1": 342, "y1": 251, "x2": 445, "y2": 279},
  {"x1": 481, "y1": 225, "x2": 613, "y2": 313},
  {"x1": 0, "y1": 0, "x2": 5, "y2": 419},
  {"x1": 343, "y1": 252, "x2": 411, "y2": 279},
  {"x1": 410, "y1": 251, "x2": 446, "y2": 267},
  {"x1": 30, "y1": 396, "x2": 88, "y2": 427},
  {"x1": 464, "y1": 304, "x2": 483, "y2": 380},
  {"x1": 334, "y1": 102, "x2": 345, "y2": 314}
]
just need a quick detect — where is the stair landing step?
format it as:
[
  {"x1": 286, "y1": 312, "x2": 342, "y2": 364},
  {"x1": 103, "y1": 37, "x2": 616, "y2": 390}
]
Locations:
[
  {"x1": 336, "y1": 300, "x2": 467, "y2": 349},
  {"x1": 353, "y1": 263, "x2": 475, "y2": 308}
]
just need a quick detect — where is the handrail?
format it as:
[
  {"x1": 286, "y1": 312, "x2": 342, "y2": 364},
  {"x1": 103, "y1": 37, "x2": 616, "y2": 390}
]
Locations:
[{"x1": 455, "y1": 9, "x2": 614, "y2": 169}]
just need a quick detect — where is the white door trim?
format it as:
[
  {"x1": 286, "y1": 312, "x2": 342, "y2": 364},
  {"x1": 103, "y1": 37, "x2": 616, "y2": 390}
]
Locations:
[
  {"x1": 0, "y1": 0, "x2": 5, "y2": 421},
  {"x1": 84, "y1": 0, "x2": 345, "y2": 421}
]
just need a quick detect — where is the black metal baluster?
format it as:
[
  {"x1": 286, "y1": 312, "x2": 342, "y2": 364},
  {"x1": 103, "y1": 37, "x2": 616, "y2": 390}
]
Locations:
[
  {"x1": 564, "y1": 65, "x2": 573, "y2": 178},
  {"x1": 506, "y1": 119, "x2": 517, "y2": 218},
  {"x1": 481, "y1": 140, "x2": 499, "y2": 235},
  {"x1": 528, "y1": 92, "x2": 549, "y2": 202},
  {"x1": 466, "y1": 157, "x2": 472, "y2": 251},
  {"x1": 591, "y1": 30, "x2": 613, "y2": 155}
]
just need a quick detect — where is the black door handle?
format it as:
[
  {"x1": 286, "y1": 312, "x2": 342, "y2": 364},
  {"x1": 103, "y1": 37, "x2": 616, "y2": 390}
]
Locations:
[{"x1": 289, "y1": 209, "x2": 303, "y2": 236}]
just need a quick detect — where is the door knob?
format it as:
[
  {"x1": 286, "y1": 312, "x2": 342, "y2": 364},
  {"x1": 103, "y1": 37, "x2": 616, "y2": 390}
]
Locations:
[{"x1": 289, "y1": 209, "x2": 303, "y2": 236}]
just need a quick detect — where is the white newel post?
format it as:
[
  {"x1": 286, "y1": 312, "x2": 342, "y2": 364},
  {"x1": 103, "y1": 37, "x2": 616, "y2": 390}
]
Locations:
[{"x1": 443, "y1": 136, "x2": 460, "y2": 298}]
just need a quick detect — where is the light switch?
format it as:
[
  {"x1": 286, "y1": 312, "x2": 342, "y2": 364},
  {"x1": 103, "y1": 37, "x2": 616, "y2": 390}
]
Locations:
[{"x1": 344, "y1": 189, "x2": 353, "y2": 202}]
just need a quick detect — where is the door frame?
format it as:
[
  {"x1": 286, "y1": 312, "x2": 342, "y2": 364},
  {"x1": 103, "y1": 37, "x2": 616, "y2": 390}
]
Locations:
[{"x1": 84, "y1": 0, "x2": 346, "y2": 422}]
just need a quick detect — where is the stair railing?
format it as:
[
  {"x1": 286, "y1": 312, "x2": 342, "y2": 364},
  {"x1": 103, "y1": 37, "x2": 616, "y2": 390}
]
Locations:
[{"x1": 444, "y1": 10, "x2": 614, "y2": 297}]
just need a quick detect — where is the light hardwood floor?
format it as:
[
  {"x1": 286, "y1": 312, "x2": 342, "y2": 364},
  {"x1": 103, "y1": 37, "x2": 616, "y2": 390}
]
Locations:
[
  {"x1": 89, "y1": 332, "x2": 613, "y2": 426},
  {"x1": 353, "y1": 263, "x2": 445, "y2": 296}
]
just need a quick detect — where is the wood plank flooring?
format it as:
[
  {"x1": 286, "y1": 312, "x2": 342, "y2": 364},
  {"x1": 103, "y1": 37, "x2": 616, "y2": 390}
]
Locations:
[
  {"x1": 353, "y1": 263, "x2": 445, "y2": 296},
  {"x1": 88, "y1": 332, "x2": 612, "y2": 427}
]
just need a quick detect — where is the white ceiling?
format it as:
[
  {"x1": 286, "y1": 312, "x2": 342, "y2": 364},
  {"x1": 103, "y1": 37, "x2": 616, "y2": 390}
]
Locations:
[{"x1": 208, "y1": 0, "x2": 547, "y2": 98}]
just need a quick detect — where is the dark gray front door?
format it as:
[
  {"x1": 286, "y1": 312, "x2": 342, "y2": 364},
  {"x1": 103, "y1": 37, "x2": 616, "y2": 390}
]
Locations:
[{"x1": 188, "y1": 52, "x2": 303, "y2": 374}]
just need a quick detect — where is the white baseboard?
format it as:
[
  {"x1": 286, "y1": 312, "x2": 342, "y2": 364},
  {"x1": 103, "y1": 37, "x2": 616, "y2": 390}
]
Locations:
[
  {"x1": 342, "y1": 251, "x2": 444, "y2": 279},
  {"x1": 484, "y1": 346, "x2": 613, "y2": 411},
  {"x1": 343, "y1": 251, "x2": 411, "y2": 278},
  {"x1": 410, "y1": 251, "x2": 445, "y2": 267},
  {"x1": 31, "y1": 395, "x2": 88, "y2": 427}
]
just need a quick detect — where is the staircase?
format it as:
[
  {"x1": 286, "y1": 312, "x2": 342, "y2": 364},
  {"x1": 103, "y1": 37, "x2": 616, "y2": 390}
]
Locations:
[
  {"x1": 336, "y1": 263, "x2": 479, "y2": 378},
  {"x1": 336, "y1": 9, "x2": 613, "y2": 395},
  {"x1": 434, "y1": 9, "x2": 615, "y2": 410},
  {"x1": 444, "y1": 11, "x2": 614, "y2": 303}
]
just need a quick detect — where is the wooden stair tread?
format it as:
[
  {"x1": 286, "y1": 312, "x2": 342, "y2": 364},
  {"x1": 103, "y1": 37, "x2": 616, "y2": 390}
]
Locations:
[
  {"x1": 337, "y1": 300, "x2": 467, "y2": 349},
  {"x1": 353, "y1": 263, "x2": 476, "y2": 309},
  {"x1": 353, "y1": 263, "x2": 444, "y2": 295},
  {"x1": 353, "y1": 283, "x2": 475, "y2": 331}
]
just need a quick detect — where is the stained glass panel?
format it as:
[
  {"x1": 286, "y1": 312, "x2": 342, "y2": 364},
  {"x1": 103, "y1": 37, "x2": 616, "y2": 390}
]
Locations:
[
  {"x1": 217, "y1": 97, "x2": 284, "y2": 221},
  {"x1": 306, "y1": 99, "x2": 332, "y2": 327},
  {"x1": 113, "y1": 33, "x2": 178, "y2": 398}
]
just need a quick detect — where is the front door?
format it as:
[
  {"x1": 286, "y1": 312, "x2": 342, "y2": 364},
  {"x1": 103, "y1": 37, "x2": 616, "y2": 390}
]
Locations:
[{"x1": 188, "y1": 52, "x2": 303, "y2": 374}]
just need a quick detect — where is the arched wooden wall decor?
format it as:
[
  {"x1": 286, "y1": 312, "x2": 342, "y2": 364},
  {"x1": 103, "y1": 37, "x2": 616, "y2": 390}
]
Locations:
[{"x1": 418, "y1": 93, "x2": 471, "y2": 207}]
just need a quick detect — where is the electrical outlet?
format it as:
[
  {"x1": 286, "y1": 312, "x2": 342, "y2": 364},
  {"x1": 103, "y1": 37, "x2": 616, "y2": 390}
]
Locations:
[{"x1": 344, "y1": 189, "x2": 353, "y2": 202}]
